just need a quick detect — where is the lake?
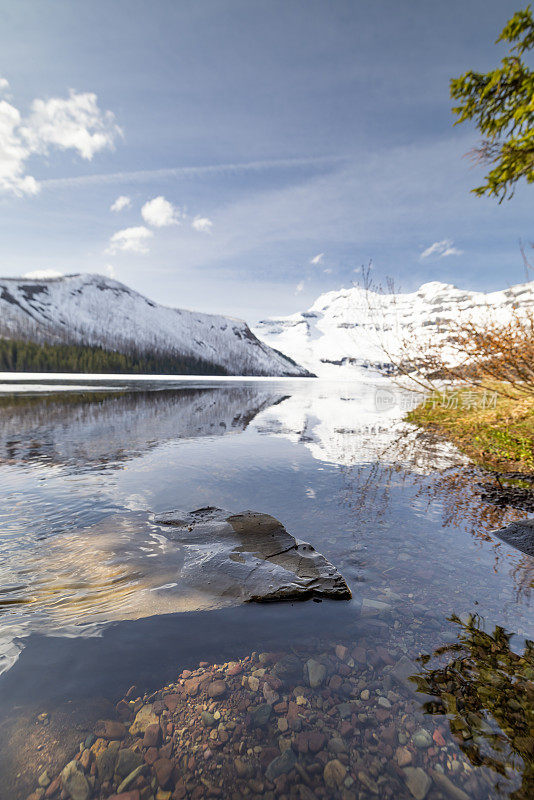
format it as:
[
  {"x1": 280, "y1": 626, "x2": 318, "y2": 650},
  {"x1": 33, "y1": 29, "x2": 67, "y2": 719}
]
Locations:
[{"x1": 0, "y1": 378, "x2": 532, "y2": 800}]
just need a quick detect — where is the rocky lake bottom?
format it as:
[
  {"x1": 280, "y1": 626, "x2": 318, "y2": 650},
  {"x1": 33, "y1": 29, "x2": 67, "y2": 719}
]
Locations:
[{"x1": 0, "y1": 378, "x2": 532, "y2": 800}]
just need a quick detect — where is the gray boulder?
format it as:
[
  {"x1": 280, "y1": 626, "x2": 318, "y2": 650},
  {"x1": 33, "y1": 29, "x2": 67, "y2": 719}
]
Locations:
[
  {"x1": 493, "y1": 518, "x2": 534, "y2": 556},
  {"x1": 153, "y1": 507, "x2": 351, "y2": 603}
]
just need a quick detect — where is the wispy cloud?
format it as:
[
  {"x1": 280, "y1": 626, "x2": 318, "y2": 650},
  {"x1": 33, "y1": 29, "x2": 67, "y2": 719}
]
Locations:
[
  {"x1": 141, "y1": 195, "x2": 181, "y2": 227},
  {"x1": 0, "y1": 87, "x2": 120, "y2": 196},
  {"x1": 310, "y1": 252, "x2": 324, "y2": 265},
  {"x1": 420, "y1": 239, "x2": 463, "y2": 260},
  {"x1": 295, "y1": 281, "x2": 304, "y2": 294},
  {"x1": 110, "y1": 195, "x2": 131, "y2": 212},
  {"x1": 106, "y1": 225, "x2": 153, "y2": 254},
  {"x1": 40, "y1": 155, "x2": 343, "y2": 189},
  {"x1": 191, "y1": 216, "x2": 213, "y2": 233}
]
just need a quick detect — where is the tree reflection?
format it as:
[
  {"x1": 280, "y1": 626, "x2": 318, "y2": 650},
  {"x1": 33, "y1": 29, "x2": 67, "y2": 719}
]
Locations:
[
  {"x1": 417, "y1": 615, "x2": 534, "y2": 800},
  {"x1": 340, "y1": 426, "x2": 534, "y2": 599}
]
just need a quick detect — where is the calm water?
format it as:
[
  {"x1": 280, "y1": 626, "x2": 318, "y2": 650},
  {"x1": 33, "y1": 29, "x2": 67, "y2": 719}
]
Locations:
[{"x1": 0, "y1": 379, "x2": 532, "y2": 799}]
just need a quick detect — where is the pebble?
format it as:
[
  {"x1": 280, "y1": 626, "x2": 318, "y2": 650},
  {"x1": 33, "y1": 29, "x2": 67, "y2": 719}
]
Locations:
[
  {"x1": 128, "y1": 705, "x2": 158, "y2": 736},
  {"x1": 142, "y1": 722, "x2": 161, "y2": 748},
  {"x1": 265, "y1": 748, "x2": 297, "y2": 780},
  {"x1": 251, "y1": 703, "x2": 272, "y2": 727},
  {"x1": 327, "y1": 736, "x2": 346, "y2": 754},
  {"x1": 234, "y1": 757, "x2": 254, "y2": 779},
  {"x1": 396, "y1": 746, "x2": 412, "y2": 766},
  {"x1": 95, "y1": 748, "x2": 116, "y2": 781},
  {"x1": 403, "y1": 766, "x2": 432, "y2": 800},
  {"x1": 61, "y1": 761, "x2": 91, "y2": 800},
  {"x1": 37, "y1": 771, "x2": 50, "y2": 788},
  {"x1": 335, "y1": 644, "x2": 348, "y2": 661},
  {"x1": 116, "y1": 748, "x2": 143, "y2": 778},
  {"x1": 430, "y1": 769, "x2": 470, "y2": 800},
  {"x1": 305, "y1": 659, "x2": 326, "y2": 688},
  {"x1": 412, "y1": 728, "x2": 433, "y2": 749},
  {"x1": 201, "y1": 711, "x2": 216, "y2": 728},
  {"x1": 116, "y1": 764, "x2": 145, "y2": 793},
  {"x1": 207, "y1": 679, "x2": 227, "y2": 698},
  {"x1": 95, "y1": 720, "x2": 126, "y2": 740},
  {"x1": 154, "y1": 757, "x2": 174, "y2": 787},
  {"x1": 323, "y1": 759, "x2": 347, "y2": 787}
]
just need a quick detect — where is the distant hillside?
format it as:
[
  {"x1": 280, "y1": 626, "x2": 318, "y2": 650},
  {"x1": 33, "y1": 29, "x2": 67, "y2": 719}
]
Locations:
[
  {"x1": 254, "y1": 280, "x2": 534, "y2": 377},
  {"x1": 0, "y1": 338, "x2": 227, "y2": 375},
  {"x1": 0, "y1": 273, "x2": 311, "y2": 376}
]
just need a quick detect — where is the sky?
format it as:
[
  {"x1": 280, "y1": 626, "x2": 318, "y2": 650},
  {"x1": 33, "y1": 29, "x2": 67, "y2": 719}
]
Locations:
[{"x1": 0, "y1": 0, "x2": 531, "y2": 322}]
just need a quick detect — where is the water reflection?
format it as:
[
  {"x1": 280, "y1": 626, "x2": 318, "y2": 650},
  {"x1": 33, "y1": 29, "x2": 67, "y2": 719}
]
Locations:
[
  {"x1": 0, "y1": 379, "x2": 533, "y2": 800},
  {"x1": 418, "y1": 614, "x2": 534, "y2": 799},
  {"x1": 0, "y1": 385, "x2": 285, "y2": 470}
]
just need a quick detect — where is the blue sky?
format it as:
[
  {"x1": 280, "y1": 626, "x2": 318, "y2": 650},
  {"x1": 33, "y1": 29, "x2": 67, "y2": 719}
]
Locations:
[{"x1": 0, "y1": 0, "x2": 531, "y2": 321}]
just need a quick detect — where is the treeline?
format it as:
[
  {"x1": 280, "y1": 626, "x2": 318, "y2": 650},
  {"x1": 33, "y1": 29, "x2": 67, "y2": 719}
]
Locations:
[{"x1": 0, "y1": 337, "x2": 228, "y2": 375}]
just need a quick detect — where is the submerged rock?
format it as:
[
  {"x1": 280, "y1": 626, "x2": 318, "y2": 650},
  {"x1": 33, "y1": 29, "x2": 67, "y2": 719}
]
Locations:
[
  {"x1": 153, "y1": 507, "x2": 351, "y2": 602},
  {"x1": 493, "y1": 518, "x2": 534, "y2": 556}
]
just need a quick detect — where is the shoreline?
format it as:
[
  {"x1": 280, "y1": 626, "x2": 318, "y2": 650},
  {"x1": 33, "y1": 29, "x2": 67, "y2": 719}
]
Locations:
[{"x1": 406, "y1": 386, "x2": 534, "y2": 477}]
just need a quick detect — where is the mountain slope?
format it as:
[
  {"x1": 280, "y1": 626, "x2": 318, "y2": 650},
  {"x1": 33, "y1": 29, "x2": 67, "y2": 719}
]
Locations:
[
  {"x1": 254, "y1": 280, "x2": 534, "y2": 377},
  {"x1": 0, "y1": 273, "x2": 310, "y2": 376}
]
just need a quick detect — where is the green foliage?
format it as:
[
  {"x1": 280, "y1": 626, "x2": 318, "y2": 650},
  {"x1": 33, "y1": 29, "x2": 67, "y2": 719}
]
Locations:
[
  {"x1": 406, "y1": 386, "x2": 534, "y2": 473},
  {"x1": 0, "y1": 337, "x2": 228, "y2": 375},
  {"x1": 450, "y1": 6, "x2": 534, "y2": 201}
]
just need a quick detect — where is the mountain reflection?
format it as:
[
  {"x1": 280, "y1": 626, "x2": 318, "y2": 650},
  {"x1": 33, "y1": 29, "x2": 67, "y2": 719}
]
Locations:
[
  {"x1": 0, "y1": 386, "x2": 285, "y2": 470},
  {"x1": 416, "y1": 615, "x2": 534, "y2": 800}
]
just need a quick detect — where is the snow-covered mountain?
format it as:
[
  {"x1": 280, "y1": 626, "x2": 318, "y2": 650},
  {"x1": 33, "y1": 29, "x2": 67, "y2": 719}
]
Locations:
[
  {"x1": 254, "y1": 280, "x2": 534, "y2": 378},
  {"x1": 0, "y1": 273, "x2": 310, "y2": 376}
]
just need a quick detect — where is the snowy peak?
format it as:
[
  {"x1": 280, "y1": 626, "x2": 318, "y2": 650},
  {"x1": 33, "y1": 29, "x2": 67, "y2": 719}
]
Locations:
[
  {"x1": 0, "y1": 273, "x2": 310, "y2": 376},
  {"x1": 254, "y1": 280, "x2": 534, "y2": 378}
]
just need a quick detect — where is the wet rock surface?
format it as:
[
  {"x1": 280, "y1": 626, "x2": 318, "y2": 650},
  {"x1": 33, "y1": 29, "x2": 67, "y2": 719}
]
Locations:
[
  {"x1": 153, "y1": 507, "x2": 351, "y2": 602},
  {"x1": 493, "y1": 518, "x2": 534, "y2": 556}
]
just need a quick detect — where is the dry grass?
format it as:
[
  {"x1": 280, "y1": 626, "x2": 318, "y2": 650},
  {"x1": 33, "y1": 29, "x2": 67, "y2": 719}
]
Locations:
[{"x1": 406, "y1": 385, "x2": 534, "y2": 474}]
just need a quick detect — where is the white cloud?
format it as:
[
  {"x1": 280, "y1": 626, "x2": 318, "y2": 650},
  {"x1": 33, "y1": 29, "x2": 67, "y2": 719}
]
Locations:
[
  {"x1": 0, "y1": 88, "x2": 120, "y2": 196},
  {"x1": 310, "y1": 252, "x2": 324, "y2": 265},
  {"x1": 0, "y1": 100, "x2": 39, "y2": 195},
  {"x1": 420, "y1": 239, "x2": 463, "y2": 260},
  {"x1": 106, "y1": 226, "x2": 153, "y2": 254},
  {"x1": 23, "y1": 269, "x2": 63, "y2": 279},
  {"x1": 191, "y1": 216, "x2": 213, "y2": 233},
  {"x1": 21, "y1": 90, "x2": 121, "y2": 160},
  {"x1": 295, "y1": 281, "x2": 305, "y2": 294},
  {"x1": 104, "y1": 264, "x2": 116, "y2": 278},
  {"x1": 110, "y1": 195, "x2": 131, "y2": 212},
  {"x1": 141, "y1": 195, "x2": 180, "y2": 227},
  {"x1": 323, "y1": 268, "x2": 332, "y2": 274},
  {"x1": 0, "y1": 78, "x2": 9, "y2": 93}
]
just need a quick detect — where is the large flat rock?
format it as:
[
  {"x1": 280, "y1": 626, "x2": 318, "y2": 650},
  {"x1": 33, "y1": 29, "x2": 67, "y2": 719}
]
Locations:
[
  {"x1": 493, "y1": 518, "x2": 534, "y2": 557},
  {"x1": 153, "y1": 507, "x2": 351, "y2": 602}
]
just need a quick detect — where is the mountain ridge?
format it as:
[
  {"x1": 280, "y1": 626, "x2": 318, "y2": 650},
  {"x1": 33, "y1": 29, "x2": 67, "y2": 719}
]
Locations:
[
  {"x1": 253, "y1": 279, "x2": 534, "y2": 377},
  {"x1": 0, "y1": 273, "x2": 311, "y2": 376}
]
